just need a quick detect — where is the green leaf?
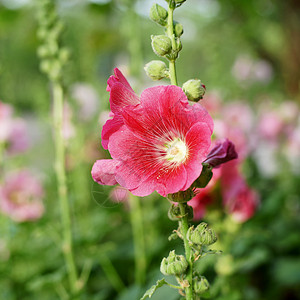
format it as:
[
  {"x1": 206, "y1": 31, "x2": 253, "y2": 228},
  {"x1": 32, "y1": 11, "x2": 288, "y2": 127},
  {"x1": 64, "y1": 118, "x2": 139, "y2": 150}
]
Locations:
[{"x1": 140, "y1": 279, "x2": 168, "y2": 300}]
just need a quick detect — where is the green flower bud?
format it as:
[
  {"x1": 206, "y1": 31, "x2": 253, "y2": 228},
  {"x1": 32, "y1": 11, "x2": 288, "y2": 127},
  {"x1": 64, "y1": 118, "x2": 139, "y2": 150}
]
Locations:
[
  {"x1": 150, "y1": 4, "x2": 168, "y2": 26},
  {"x1": 187, "y1": 223, "x2": 217, "y2": 246},
  {"x1": 174, "y1": 22, "x2": 184, "y2": 37},
  {"x1": 182, "y1": 79, "x2": 206, "y2": 102},
  {"x1": 167, "y1": 189, "x2": 194, "y2": 203},
  {"x1": 192, "y1": 164, "x2": 213, "y2": 188},
  {"x1": 175, "y1": 0, "x2": 186, "y2": 4},
  {"x1": 160, "y1": 250, "x2": 188, "y2": 276},
  {"x1": 193, "y1": 275, "x2": 209, "y2": 294},
  {"x1": 168, "y1": 203, "x2": 193, "y2": 221},
  {"x1": 144, "y1": 60, "x2": 169, "y2": 80},
  {"x1": 151, "y1": 35, "x2": 172, "y2": 57}
]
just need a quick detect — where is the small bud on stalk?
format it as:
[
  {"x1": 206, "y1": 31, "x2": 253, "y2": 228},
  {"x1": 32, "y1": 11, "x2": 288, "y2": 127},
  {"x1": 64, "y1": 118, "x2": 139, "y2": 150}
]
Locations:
[
  {"x1": 160, "y1": 250, "x2": 188, "y2": 275},
  {"x1": 151, "y1": 35, "x2": 172, "y2": 57},
  {"x1": 187, "y1": 222, "x2": 217, "y2": 246},
  {"x1": 150, "y1": 4, "x2": 168, "y2": 26},
  {"x1": 168, "y1": 203, "x2": 193, "y2": 221},
  {"x1": 174, "y1": 22, "x2": 184, "y2": 37},
  {"x1": 182, "y1": 79, "x2": 206, "y2": 102},
  {"x1": 144, "y1": 60, "x2": 169, "y2": 80},
  {"x1": 193, "y1": 275, "x2": 209, "y2": 294}
]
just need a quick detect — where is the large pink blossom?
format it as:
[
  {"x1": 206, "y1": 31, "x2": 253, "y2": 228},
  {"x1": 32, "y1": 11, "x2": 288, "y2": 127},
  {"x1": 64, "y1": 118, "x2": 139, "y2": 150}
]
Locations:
[
  {"x1": 0, "y1": 170, "x2": 44, "y2": 222},
  {"x1": 92, "y1": 69, "x2": 214, "y2": 197}
]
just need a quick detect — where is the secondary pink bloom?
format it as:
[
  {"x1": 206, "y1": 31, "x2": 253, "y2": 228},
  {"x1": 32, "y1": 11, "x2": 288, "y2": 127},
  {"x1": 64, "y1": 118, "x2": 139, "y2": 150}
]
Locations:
[
  {"x1": 221, "y1": 160, "x2": 259, "y2": 222},
  {"x1": 258, "y1": 111, "x2": 283, "y2": 140},
  {"x1": 92, "y1": 70, "x2": 214, "y2": 197},
  {"x1": 188, "y1": 169, "x2": 220, "y2": 220},
  {"x1": 0, "y1": 170, "x2": 44, "y2": 222},
  {"x1": 101, "y1": 68, "x2": 140, "y2": 149}
]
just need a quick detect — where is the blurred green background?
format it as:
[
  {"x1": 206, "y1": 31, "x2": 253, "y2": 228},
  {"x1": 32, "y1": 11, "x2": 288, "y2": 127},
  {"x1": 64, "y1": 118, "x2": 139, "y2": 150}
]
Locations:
[{"x1": 0, "y1": 0, "x2": 300, "y2": 299}]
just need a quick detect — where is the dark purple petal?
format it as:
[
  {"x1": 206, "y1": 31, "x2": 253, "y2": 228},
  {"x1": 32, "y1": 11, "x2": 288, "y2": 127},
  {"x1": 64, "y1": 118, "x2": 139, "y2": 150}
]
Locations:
[{"x1": 204, "y1": 139, "x2": 238, "y2": 168}]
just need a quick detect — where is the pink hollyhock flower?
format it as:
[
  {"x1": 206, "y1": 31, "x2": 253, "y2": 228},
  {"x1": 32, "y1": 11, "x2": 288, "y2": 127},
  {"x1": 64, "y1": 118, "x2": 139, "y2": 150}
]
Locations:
[
  {"x1": 101, "y1": 68, "x2": 140, "y2": 149},
  {"x1": 0, "y1": 170, "x2": 44, "y2": 222},
  {"x1": 221, "y1": 160, "x2": 259, "y2": 222},
  {"x1": 188, "y1": 169, "x2": 220, "y2": 220},
  {"x1": 92, "y1": 70, "x2": 213, "y2": 197}
]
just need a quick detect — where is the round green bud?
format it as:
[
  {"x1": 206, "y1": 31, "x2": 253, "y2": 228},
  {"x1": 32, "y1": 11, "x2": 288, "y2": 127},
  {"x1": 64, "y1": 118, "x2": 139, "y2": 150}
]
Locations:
[
  {"x1": 150, "y1": 4, "x2": 168, "y2": 26},
  {"x1": 160, "y1": 250, "x2": 188, "y2": 276},
  {"x1": 144, "y1": 60, "x2": 169, "y2": 81},
  {"x1": 167, "y1": 189, "x2": 194, "y2": 203},
  {"x1": 187, "y1": 223, "x2": 217, "y2": 246},
  {"x1": 193, "y1": 275, "x2": 209, "y2": 294},
  {"x1": 151, "y1": 35, "x2": 172, "y2": 57},
  {"x1": 174, "y1": 22, "x2": 184, "y2": 37},
  {"x1": 182, "y1": 79, "x2": 206, "y2": 102}
]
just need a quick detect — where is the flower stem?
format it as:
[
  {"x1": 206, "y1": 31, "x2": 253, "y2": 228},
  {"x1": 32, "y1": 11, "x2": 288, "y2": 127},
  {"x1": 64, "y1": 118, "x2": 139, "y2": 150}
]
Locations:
[
  {"x1": 178, "y1": 202, "x2": 194, "y2": 300},
  {"x1": 166, "y1": 3, "x2": 178, "y2": 86},
  {"x1": 129, "y1": 194, "x2": 147, "y2": 285},
  {"x1": 52, "y1": 81, "x2": 79, "y2": 295}
]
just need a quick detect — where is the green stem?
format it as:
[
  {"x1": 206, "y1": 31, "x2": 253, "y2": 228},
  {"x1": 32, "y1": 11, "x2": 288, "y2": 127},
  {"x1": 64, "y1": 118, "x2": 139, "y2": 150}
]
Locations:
[
  {"x1": 178, "y1": 202, "x2": 194, "y2": 300},
  {"x1": 166, "y1": 3, "x2": 178, "y2": 86},
  {"x1": 52, "y1": 81, "x2": 79, "y2": 295},
  {"x1": 99, "y1": 253, "x2": 126, "y2": 293},
  {"x1": 129, "y1": 194, "x2": 147, "y2": 285}
]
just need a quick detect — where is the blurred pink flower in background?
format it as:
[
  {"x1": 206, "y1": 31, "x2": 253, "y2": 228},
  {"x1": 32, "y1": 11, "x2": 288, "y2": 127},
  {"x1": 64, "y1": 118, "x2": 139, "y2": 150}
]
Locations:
[
  {"x1": 232, "y1": 56, "x2": 273, "y2": 84},
  {"x1": 62, "y1": 102, "x2": 76, "y2": 142},
  {"x1": 109, "y1": 186, "x2": 130, "y2": 203},
  {"x1": 71, "y1": 83, "x2": 100, "y2": 121},
  {"x1": 0, "y1": 170, "x2": 44, "y2": 222},
  {"x1": 221, "y1": 160, "x2": 259, "y2": 223},
  {"x1": 0, "y1": 101, "x2": 29, "y2": 155}
]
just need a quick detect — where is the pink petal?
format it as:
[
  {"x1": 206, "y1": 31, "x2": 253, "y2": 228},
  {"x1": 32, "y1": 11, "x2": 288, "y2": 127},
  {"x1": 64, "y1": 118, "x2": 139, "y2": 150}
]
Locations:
[{"x1": 91, "y1": 159, "x2": 120, "y2": 185}]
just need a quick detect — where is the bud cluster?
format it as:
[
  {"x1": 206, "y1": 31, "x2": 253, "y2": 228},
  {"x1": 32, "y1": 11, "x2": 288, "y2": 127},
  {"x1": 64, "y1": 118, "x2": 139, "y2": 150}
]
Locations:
[
  {"x1": 37, "y1": 0, "x2": 69, "y2": 81},
  {"x1": 145, "y1": 1, "x2": 185, "y2": 81}
]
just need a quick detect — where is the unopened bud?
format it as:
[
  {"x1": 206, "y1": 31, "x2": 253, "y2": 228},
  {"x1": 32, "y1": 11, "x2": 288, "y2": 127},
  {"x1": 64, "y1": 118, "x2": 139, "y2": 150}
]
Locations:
[
  {"x1": 194, "y1": 275, "x2": 209, "y2": 294},
  {"x1": 160, "y1": 250, "x2": 188, "y2": 276},
  {"x1": 150, "y1": 4, "x2": 168, "y2": 26},
  {"x1": 168, "y1": 203, "x2": 193, "y2": 221},
  {"x1": 167, "y1": 189, "x2": 194, "y2": 203},
  {"x1": 151, "y1": 35, "x2": 172, "y2": 57},
  {"x1": 192, "y1": 164, "x2": 213, "y2": 188},
  {"x1": 144, "y1": 60, "x2": 169, "y2": 80},
  {"x1": 187, "y1": 222, "x2": 217, "y2": 246},
  {"x1": 174, "y1": 22, "x2": 184, "y2": 37},
  {"x1": 182, "y1": 79, "x2": 206, "y2": 102}
]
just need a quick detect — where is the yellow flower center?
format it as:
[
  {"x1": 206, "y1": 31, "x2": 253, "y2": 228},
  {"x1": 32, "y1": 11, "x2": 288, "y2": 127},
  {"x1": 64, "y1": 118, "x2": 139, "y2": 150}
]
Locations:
[{"x1": 165, "y1": 138, "x2": 188, "y2": 163}]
